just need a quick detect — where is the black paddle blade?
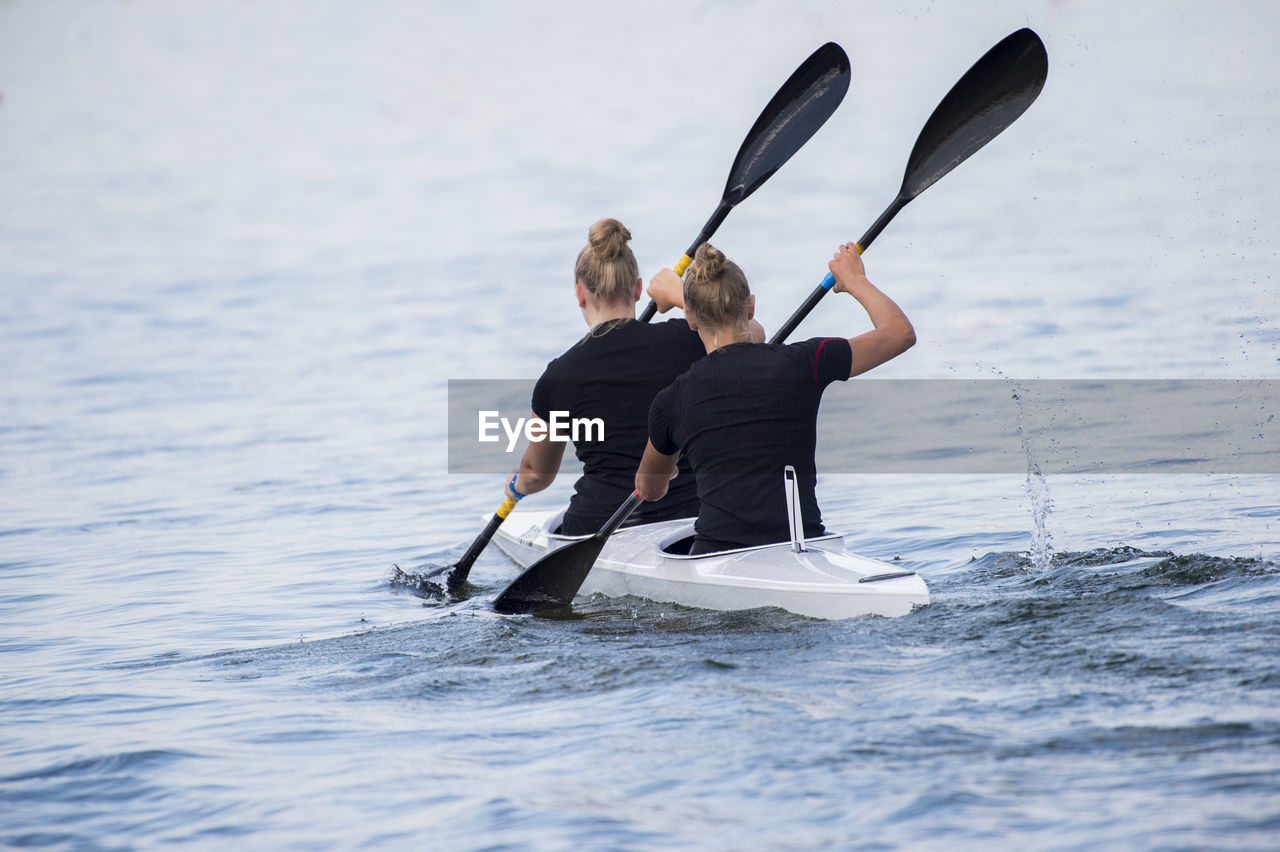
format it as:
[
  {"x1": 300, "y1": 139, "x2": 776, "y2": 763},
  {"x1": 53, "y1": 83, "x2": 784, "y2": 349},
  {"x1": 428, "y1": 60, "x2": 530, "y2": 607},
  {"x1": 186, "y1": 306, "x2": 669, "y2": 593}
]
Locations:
[
  {"x1": 493, "y1": 492, "x2": 643, "y2": 614},
  {"x1": 492, "y1": 536, "x2": 607, "y2": 614},
  {"x1": 638, "y1": 41, "x2": 850, "y2": 323},
  {"x1": 389, "y1": 564, "x2": 447, "y2": 599},
  {"x1": 902, "y1": 28, "x2": 1048, "y2": 200},
  {"x1": 723, "y1": 41, "x2": 851, "y2": 207}
]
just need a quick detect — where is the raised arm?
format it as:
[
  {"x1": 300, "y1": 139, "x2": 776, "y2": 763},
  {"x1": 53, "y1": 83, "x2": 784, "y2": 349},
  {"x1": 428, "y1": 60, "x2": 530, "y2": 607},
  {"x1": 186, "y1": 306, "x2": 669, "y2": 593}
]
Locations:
[{"x1": 827, "y1": 243, "x2": 916, "y2": 377}]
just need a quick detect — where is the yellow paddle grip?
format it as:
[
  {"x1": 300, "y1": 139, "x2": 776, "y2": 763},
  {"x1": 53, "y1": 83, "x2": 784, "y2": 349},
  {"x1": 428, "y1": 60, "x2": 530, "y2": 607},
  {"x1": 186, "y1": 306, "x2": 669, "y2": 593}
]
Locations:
[
  {"x1": 673, "y1": 254, "x2": 694, "y2": 277},
  {"x1": 496, "y1": 495, "x2": 520, "y2": 520}
]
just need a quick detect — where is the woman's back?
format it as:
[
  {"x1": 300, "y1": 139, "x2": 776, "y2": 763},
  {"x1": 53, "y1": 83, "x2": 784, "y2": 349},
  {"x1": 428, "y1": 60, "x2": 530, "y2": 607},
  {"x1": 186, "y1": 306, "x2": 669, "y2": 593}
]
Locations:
[
  {"x1": 648, "y1": 337, "x2": 852, "y2": 553},
  {"x1": 635, "y1": 240, "x2": 915, "y2": 555},
  {"x1": 508, "y1": 218, "x2": 715, "y2": 535},
  {"x1": 535, "y1": 318, "x2": 705, "y2": 532}
]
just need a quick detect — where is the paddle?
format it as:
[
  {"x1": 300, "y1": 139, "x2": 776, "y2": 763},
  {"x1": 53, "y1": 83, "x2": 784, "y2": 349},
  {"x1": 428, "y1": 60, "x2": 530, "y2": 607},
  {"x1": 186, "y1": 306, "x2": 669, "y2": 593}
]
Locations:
[
  {"x1": 442, "y1": 492, "x2": 521, "y2": 593},
  {"x1": 436, "y1": 42, "x2": 851, "y2": 595},
  {"x1": 771, "y1": 27, "x2": 1048, "y2": 342},
  {"x1": 637, "y1": 40, "x2": 852, "y2": 322},
  {"x1": 492, "y1": 28, "x2": 1048, "y2": 615}
]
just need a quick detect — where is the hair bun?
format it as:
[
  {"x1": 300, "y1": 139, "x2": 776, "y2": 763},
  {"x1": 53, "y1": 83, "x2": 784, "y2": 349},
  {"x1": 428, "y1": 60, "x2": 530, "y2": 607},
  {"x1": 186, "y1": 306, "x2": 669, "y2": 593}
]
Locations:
[
  {"x1": 683, "y1": 242, "x2": 751, "y2": 330},
  {"x1": 575, "y1": 218, "x2": 639, "y2": 306},
  {"x1": 689, "y1": 243, "x2": 726, "y2": 284},
  {"x1": 587, "y1": 218, "x2": 632, "y2": 261}
]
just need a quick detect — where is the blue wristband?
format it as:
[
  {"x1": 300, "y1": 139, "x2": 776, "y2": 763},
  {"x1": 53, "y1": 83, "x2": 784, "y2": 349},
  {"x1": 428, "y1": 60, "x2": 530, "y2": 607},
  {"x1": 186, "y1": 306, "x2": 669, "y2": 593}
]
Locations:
[{"x1": 508, "y1": 474, "x2": 526, "y2": 500}]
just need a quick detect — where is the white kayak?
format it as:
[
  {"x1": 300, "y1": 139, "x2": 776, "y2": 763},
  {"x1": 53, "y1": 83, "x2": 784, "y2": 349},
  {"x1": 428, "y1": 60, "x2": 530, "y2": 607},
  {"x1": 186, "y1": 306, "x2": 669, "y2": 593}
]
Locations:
[{"x1": 491, "y1": 507, "x2": 929, "y2": 620}]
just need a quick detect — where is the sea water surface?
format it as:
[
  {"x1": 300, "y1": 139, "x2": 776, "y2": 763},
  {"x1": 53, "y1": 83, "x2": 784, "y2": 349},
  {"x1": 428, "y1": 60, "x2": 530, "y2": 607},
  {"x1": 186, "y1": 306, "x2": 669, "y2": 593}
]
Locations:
[{"x1": 2, "y1": 1, "x2": 1279, "y2": 849}]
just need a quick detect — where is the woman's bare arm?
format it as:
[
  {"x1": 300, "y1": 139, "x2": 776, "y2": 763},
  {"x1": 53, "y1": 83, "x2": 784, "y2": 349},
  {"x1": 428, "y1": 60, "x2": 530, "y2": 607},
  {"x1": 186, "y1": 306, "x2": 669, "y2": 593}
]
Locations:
[
  {"x1": 827, "y1": 243, "x2": 916, "y2": 377},
  {"x1": 635, "y1": 440, "x2": 680, "y2": 502},
  {"x1": 509, "y1": 412, "x2": 566, "y2": 497}
]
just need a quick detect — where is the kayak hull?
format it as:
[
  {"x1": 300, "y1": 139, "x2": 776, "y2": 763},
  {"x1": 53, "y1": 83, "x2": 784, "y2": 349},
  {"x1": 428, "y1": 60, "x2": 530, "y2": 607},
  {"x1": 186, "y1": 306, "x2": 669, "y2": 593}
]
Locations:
[{"x1": 492, "y1": 508, "x2": 929, "y2": 620}]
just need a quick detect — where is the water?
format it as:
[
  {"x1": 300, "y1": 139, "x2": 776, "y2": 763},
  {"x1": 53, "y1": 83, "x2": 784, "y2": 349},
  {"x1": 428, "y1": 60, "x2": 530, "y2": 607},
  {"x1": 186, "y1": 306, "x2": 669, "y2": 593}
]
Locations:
[{"x1": 3, "y1": 0, "x2": 1279, "y2": 848}]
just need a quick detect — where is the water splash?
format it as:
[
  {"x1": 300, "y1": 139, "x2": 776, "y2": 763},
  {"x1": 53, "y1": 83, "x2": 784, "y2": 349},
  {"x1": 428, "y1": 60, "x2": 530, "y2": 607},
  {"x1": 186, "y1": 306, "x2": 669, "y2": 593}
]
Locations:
[
  {"x1": 1012, "y1": 382, "x2": 1055, "y2": 571},
  {"x1": 388, "y1": 564, "x2": 447, "y2": 599}
]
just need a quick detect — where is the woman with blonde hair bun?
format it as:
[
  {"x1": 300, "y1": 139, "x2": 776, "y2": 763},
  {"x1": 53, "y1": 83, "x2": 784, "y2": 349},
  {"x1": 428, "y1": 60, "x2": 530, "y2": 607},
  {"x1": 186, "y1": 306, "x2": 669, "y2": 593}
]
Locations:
[
  {"x1": 504, "y1": 219, "x2": 761, "y2": 535},
  {"x1": 636, "y1": 241, "x2": 916, "y2": 554}
]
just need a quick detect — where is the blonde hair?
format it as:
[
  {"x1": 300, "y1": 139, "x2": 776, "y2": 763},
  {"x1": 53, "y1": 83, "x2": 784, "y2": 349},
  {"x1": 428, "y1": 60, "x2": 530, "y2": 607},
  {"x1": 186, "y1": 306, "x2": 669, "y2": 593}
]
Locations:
[
  {"x1": 574, "y1": 218, "x2": 639, "y2": 306},
  {"x1": 683, "y1": 243, "x2": 752, "y2": 332}
]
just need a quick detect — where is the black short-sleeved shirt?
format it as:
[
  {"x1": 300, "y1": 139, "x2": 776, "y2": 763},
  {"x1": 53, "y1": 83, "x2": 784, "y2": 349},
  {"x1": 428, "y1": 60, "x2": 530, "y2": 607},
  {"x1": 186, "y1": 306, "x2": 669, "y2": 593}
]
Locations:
[
  {"x1": 648, "y1": 337, "x2": 853, "y2": 553},
  {"x1": 532, "y1": 318, "x2": 707, "y2": 533}
]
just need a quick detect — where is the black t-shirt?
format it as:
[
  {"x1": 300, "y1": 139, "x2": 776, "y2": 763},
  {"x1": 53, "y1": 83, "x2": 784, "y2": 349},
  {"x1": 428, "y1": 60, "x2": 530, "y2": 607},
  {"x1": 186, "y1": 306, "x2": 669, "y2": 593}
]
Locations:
[
  {"x1": 648, "y1": 337, "x2": 853, "y2": 553},
  {"x1": 532, "y1": 317, "x2": 706, "y2": 533}
]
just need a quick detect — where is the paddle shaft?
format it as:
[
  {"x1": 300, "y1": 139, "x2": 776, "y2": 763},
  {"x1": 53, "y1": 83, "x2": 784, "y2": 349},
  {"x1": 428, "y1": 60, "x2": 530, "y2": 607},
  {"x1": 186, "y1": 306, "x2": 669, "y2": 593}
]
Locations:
[
  {"x1": 444, "y1": 493, "x2": 520, "y2": 590},
  {"x1": 769, "y1": 195, "x2": 907, "y2": 344},
  {"x1": 637, "y1": 203, "x2": 733, "y2": 323},
  {"x1": 599, "y1": 491, "x2": 645, "y2": 539}
]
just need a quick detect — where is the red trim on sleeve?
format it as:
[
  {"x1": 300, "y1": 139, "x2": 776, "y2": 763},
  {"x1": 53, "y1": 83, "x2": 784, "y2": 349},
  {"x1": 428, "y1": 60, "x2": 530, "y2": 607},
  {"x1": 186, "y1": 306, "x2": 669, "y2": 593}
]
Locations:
[{"x1": 813, "y1": 338, "x2": 841, "y2": 389}]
